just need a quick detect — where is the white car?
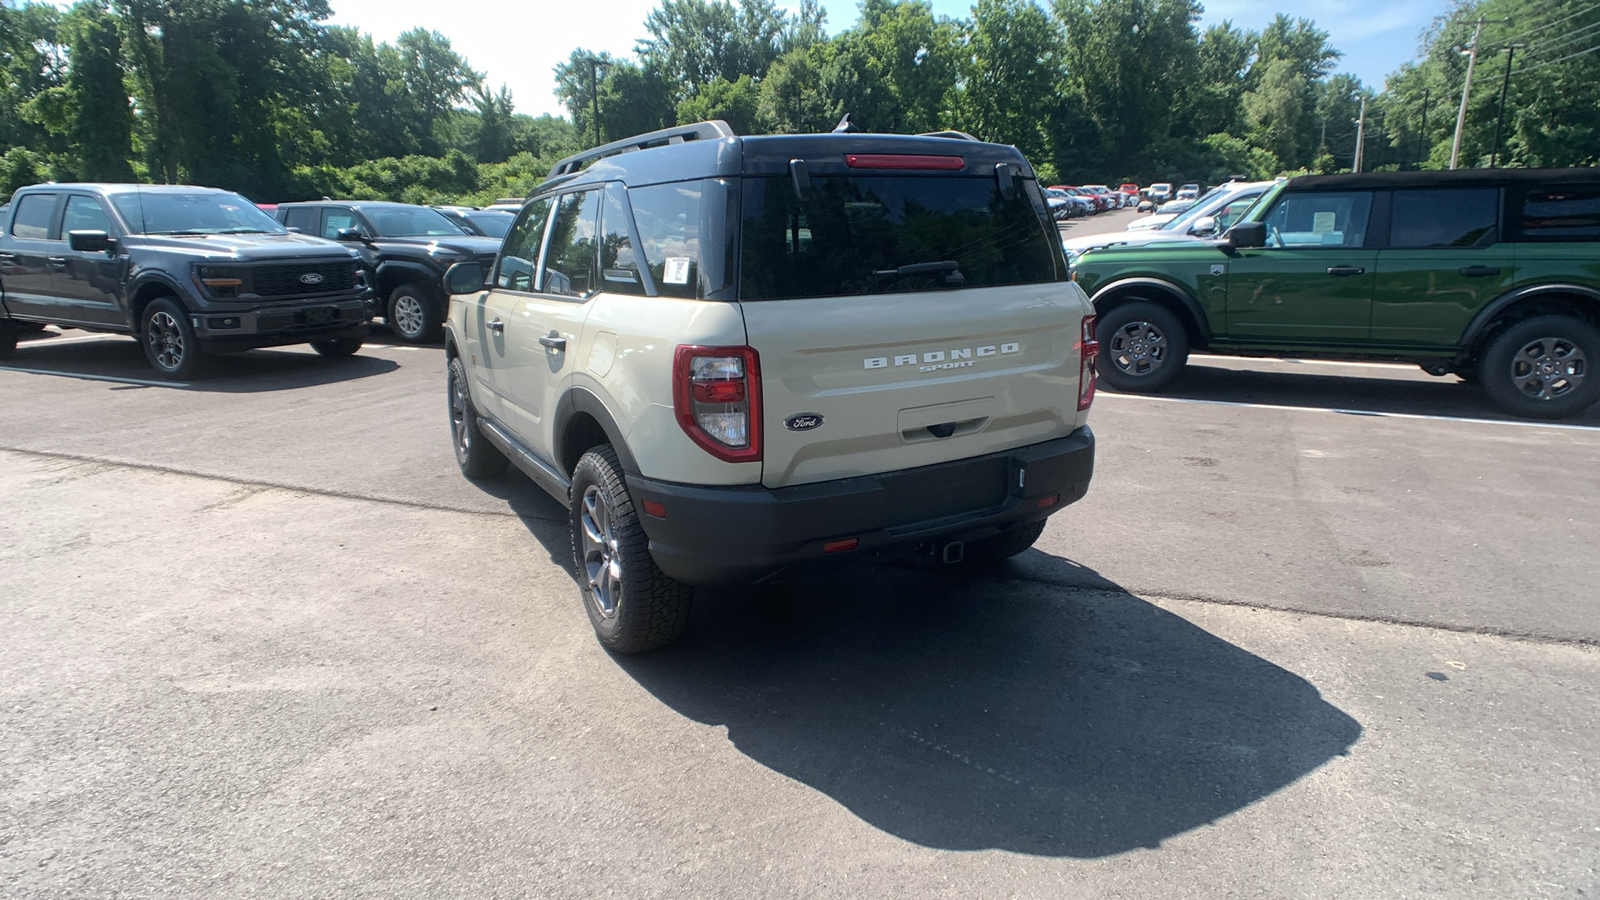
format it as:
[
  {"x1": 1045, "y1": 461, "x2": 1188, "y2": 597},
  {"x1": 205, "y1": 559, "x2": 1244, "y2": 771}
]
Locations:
[
  {"x1": 1176, "y1": 183, "x2": 1200, "y2": 201},
  {"x1": 1063, "y1": 180, "x2": 1277, "y2": 265}
]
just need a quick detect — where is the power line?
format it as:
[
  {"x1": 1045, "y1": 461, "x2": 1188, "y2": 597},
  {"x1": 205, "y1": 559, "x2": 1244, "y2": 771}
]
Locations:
[
  {"x1": 1520, "y1": 17, "x2": 1600, "y2": 56},
  {"x1": 1518, "y1": 39, "x2": 1600, "y2": 71},
  {"x1": 1496, "y1": 1, "x2": 1600, "y2": 44}
]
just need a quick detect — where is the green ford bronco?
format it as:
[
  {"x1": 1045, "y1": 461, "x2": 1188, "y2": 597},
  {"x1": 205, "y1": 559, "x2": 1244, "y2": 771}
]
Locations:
[{"x1": 1071, "y1": 168, "x2": 1600, "y2": 418}]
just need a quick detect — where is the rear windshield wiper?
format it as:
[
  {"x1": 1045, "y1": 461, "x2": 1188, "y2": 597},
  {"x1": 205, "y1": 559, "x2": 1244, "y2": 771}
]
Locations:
[{"x1": 872, "y1": 260, "x2": 966, "y2": 286}]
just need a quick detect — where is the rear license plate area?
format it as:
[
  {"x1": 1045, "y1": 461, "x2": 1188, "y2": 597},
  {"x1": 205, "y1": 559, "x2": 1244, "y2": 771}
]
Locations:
[{"x1": 881, "y1": 457, "x2": 1008, "y2": 527}]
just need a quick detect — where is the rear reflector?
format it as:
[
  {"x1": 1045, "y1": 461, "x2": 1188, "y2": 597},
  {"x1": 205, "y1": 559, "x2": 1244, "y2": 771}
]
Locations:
[
  {"x1": 1037, "y1": 494, "x2": 1059, "y2": 508},
  {"x1": 642, "y1": 500, "x2": 667, "y2": 518},
  {"x1": 844, "y1": 154, "x2": 965, "y2": 171},
  {"x1": 823, "y1": 538, "x2": 859, "y2": 553}
]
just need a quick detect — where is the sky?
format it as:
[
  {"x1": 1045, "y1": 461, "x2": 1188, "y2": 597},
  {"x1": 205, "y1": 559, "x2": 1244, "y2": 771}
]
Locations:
[{"x1": 328, "y1": 0, "x2": 1453, "y2": 119}]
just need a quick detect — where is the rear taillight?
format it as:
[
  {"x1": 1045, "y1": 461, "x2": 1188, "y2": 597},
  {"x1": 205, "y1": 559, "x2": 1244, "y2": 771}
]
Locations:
[
  {"x1": 1078, "y1": 314, "x2": 1099, "y2": 411},
  {"x1": 673, "y1": 345, "x2": 762, "y2": 462}
]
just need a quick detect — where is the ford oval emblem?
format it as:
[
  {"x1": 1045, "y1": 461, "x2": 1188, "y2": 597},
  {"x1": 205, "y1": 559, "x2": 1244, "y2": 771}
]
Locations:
[
  {"x1": 300, "y1": 272, "x2": 325, "y2": 284},
  {"x1": 785, "y1": 413, "x2": 824, "y2": 432}
]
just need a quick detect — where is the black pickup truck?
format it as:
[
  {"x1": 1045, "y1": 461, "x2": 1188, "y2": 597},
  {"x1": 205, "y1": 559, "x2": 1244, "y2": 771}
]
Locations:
[
  {"x1": 0, "y1": 183, "x2": 373, "y2": 379},
  {"x1": 274, "y1": 201, "x2": 502, "y2": 343}
]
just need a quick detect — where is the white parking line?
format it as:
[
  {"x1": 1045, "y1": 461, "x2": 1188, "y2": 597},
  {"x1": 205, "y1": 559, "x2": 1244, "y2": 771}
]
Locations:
[
  {"x1": 19, "y1": 332, "x2": 135, "y2": 347},
  {"x1": 0, "y1": 365, "x2": 188, "y2": 388},
  {"x1": 1099, "y1": 391, "x2": 1600, "y2": 432}
]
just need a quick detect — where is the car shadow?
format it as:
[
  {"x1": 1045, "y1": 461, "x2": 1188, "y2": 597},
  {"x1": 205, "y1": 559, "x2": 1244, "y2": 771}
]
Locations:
[
  {"x1": 1118, "y1": 362, "x2": 1600, "y2": 427},
  {"x1": 2, "y1": 333, "x2": 400, "y2": 392},
  {"x1": 498, "y1": 485, "x2": 1364, "y2": 858}
]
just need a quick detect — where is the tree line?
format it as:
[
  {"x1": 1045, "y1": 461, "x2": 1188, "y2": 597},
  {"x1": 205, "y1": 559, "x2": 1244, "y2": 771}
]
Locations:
[{"x1": 2, "y1": 0, "x2": 1597, "y2": 206}]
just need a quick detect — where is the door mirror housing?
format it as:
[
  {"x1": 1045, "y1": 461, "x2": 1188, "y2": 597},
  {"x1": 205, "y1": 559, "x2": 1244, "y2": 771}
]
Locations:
[
  {"x1": 1227, "y1": 221, "x2": 1266, "y2": 249},
  {"x1": 1188, "y1": 215, "x2": 1217, "y2": 236},
  {"x1": 68, "y1": 229, "x2": 111, "y2": 253},
  {"x1": 444, "y1": 261, "x2": 485, "y2": 295},
  {"x1": 335, "y1": 227, "x2": 367, "y2": 243}
]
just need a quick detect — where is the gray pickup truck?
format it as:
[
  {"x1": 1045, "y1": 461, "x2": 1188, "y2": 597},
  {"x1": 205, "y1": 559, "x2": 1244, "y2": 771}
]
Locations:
[{"x1": 0, "y1": 183, "x2": 373, "y2": 378}]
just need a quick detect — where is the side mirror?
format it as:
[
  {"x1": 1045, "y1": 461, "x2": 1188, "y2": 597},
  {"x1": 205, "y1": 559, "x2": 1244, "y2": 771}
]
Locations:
[
  {"x1": 1227, "y1": 221, "x2": 1266, "y2": 249},
  {"x1": 444, "y1": 261, "x2": 485, "y2": 295},
  {"x1": 68, "y1": 229, "x2": 111, "y2": 253},
  {"x1": 1188, "y1": 215, "x2": 1217, "y2": 236},
  {"x1": 335, "y1": 228, "x2": 367, "y2": 243},
  {"x1": 285, "y1": 226, "x2": 302, "y2": 234}
]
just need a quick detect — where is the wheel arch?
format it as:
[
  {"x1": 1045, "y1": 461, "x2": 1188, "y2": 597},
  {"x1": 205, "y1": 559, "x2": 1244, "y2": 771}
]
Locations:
[
  {"x1": 128, "y1": 276, "x2": 188, "y2": 333},
  {"x1": 1089, "y1": 277, "x2": 1211, "y2": 348},
  {"x1": 554, "y1": 387, "x2": 640, "y2": 477},
  {"x1": 1459, "y1": 283, "x2": 1600, "y2": 361},
  {"x1": 375, "y1": 261, "x2": 442, "y2": 303}
]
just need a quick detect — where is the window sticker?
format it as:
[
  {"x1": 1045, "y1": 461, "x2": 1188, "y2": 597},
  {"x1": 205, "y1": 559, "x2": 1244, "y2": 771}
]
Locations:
[
  {"x1": 663, "y1": 256, "x2": 691, "y2": 285},
  {"x1": 1312, "y1": 211, "x2": 1336, "y2": 233}
]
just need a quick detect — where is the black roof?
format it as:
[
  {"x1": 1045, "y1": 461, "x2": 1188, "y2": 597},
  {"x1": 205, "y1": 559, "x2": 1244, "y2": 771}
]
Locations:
[{"x1": 1288, "y1": 167, "x2": 1600, "y2": 191}]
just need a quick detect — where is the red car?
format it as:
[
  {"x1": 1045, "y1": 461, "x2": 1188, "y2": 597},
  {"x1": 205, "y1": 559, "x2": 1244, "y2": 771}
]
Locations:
[
  {"x1": 1052, "y1": 185, "x2": 1108, "y2": 213},
  {"x1": 1118, "y1": 183, "x2": 1139, "y2": 195}
]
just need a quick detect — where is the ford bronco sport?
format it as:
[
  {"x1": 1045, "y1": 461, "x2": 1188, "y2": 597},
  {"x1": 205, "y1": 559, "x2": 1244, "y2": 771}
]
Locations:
[
  {"x1": 1072, "y1": 168, "x2": 1600, "y2": 419},
  {"x1": 441, "y1": 121, "x2": 1100, "y2": 652},
  {"x1": 0, "y1": 184, "x2": 372, "y2": 378}
]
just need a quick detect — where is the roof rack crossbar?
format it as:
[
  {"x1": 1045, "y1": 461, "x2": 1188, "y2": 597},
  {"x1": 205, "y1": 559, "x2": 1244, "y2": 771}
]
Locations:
[
  {"x1": 919, "y1": 130, "x2": 980, "y2": 141},
  {"x1": 548, "y1": 120, "x2": 736, "y2": 178}
]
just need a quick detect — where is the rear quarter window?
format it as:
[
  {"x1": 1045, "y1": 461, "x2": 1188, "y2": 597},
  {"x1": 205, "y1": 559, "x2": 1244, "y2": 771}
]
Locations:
[
  {"x1": 1517, "y1": 187, "x2": 1600, "y2": 241},
  {"x1": 739, "y1": 174, "x2": 1059, "y2": 301}
]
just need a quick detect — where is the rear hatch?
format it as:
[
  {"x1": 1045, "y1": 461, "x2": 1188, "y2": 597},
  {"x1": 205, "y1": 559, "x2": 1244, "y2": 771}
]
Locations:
[{"x1": 733, "y1": 138, "x2": 1088, "y2": 489}]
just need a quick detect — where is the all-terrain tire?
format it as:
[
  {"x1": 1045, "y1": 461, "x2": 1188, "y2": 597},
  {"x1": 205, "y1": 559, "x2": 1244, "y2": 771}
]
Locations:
[
  {"x1": 1480, "y1": 314, "x2": 1600, "y2": 419},
  {"x1": 1096, "y1": 301, "x2": 1190, "y2": 392},
  {"x1": 569, "y1": 445, "x2": 693, "y2": 653},
  {"x1": 447, "y1": 355, "x2": 509, "y2": 479},
  {"x1": 140, "y1": 297, "x2": 208, "y2": 380},
  {"x1": 310, "y1": 336, "x2": 363, "y2": 357},
  {"x1": 388, "y1": 284, "x2": 441, "y2": 343}
]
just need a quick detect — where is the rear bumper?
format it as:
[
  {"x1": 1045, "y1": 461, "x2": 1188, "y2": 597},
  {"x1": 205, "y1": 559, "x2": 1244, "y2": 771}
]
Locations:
[{"x1": 628, "y1": 427, "x2": 1095, "y2": 585}]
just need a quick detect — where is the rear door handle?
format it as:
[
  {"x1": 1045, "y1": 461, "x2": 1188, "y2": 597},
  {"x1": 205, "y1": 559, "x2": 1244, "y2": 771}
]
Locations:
[
  {"x1": 47, "y1": 256, "x2": 68, "y2": 269},
  {"x1": 1326, "y1": 265, "x2": 1365, "y2": 277},
  {"x1": 486, "y1": 318, "x2": 504, "y2": 334},
  {"x1": 538, "y1": 333, "x2": 566, "y2": 351},
  {"x1": 1459, "y1": 265, "x2": 1501, "y2": 278}
]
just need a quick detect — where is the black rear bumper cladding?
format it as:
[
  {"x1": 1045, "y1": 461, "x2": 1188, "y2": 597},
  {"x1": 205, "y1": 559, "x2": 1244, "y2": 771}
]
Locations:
[{"x1": 628, "y1": 427, "x2": 1095, "y2": 585}]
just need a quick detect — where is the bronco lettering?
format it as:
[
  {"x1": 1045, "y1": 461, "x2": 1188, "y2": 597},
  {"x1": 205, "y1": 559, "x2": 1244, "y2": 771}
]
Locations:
[{"x1": 863, "y1": 343, "x2": 1021, "y2": 370}]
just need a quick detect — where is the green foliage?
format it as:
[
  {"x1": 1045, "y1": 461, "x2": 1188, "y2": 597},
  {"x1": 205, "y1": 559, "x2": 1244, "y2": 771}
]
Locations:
[{"x1": 677, "y1": 75, "x2": 761, "y2": 134}]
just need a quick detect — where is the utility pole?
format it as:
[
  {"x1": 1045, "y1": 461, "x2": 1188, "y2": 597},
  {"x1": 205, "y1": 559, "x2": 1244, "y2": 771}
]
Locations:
[
  {"x1": 1353, "y1": 98, "x2": 1367, "y2": 173},
  {"x1": 1416, "y1": 89, "x2": 1430, "y2": 169},
  {"x1": 1450, "y1": 17, "x2": 1510, "y2": 169},
  {"x1": 585, "y1": 57, "x2": 608, "y2": 147},
  {"x1": 1490, "y1": 42, "x2": 1524, "y2": 168}
]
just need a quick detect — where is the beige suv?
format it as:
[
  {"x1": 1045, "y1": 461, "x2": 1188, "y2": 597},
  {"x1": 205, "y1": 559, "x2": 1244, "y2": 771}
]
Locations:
[{"x1": 442, "y1": 122, "x2": 1100, "y2": 652}]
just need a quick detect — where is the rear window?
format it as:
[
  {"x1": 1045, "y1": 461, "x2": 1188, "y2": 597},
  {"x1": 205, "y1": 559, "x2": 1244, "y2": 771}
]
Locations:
[
  {"x1": 10, "y1": 193, "x2": 56, "y2": 240},
  {"x1": 1390, "y1": 188, "x2": 1498, "y2": 248},
  {"x1": 1519, "y1": 187, "x2": 1600, "y2": 241},
  {"x1": 739, "y1": 175, "x2": 1059, "y2": 301}
]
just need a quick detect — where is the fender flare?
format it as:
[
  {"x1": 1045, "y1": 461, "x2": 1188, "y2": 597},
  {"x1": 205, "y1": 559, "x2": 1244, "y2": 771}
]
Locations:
[
  {"x1": 374, "y1": 260, "x2": 443, "y2": 302},
  {"x1": 1089, "y1": 276, "x2": 1213, "y2": 340},
  {"x1": 1459, "y1": 282, "x2": 1600, "y2": 349},
  {"x1": 553, "y1": 386, "x2": 640, "y2": 476},
  {"x1": 126, "y1": 273, "x2": 191, "y2": 329}
]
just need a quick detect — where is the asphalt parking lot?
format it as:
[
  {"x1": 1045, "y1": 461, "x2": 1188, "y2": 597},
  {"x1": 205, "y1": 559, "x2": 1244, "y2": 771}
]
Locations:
[{"x1": 3, "y1": 208, "x2": 1597, "y2": 898}]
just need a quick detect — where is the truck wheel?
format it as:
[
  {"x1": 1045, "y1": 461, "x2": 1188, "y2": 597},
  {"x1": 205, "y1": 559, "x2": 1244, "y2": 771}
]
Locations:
[
  {"x1": 310, "y1": 337, "x2": 363, "y2": 358},
  {"x1": 0, "y1": 320, "x2": 17, "y2": 358},
  {"x1": 569, "y1": 445, "x2": 693, "y2": 653},
  {"x1": 1096, "y1": 301, "x2": 1189, "y2": 392},
  {"x1": 387, "y1": 285, "x2": 440, "y2": 344},
  {"x1": 447, "y1": 355, "x2": 508, "y2": 479},
  {"x1": 1480, "y1": 315, "x2": 1600, "y2": 419},
  {"x1": 963, "y1": 519, "x2": 1047, "y2": 565},
  {"x1": 140, "y1": 298, "x2": 207, "y2": 380}
]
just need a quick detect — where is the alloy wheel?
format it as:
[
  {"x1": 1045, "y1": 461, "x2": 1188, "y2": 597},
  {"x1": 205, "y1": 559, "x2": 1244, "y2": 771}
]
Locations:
[
  {"x1": 1108, "y1": 320, "x2": 1168, "y2": 377},
  {"x1": 579, "y1": 485, "x2": 622, "y2": 618},
  {"x1": 147, "y1": 311, "x2": 185, "y2": 371},
  {"x1": 1509, "y1": 336, "x2": 1586, "y2": 401},
  {"x1": 393, "y1": 294, "x2": 426, "y2": 338},
  {"x1": 449, "y1": 366, "x2": 471, "y2": 461}
]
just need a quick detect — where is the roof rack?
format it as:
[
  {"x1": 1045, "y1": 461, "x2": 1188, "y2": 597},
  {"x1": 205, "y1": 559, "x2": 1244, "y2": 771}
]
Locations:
[
  {"x1": 548, "y1": 120, "x2": 736, "y2": 178},
  {"x1": 919, "y1": 130, "x2": 980, "y2": 141}
]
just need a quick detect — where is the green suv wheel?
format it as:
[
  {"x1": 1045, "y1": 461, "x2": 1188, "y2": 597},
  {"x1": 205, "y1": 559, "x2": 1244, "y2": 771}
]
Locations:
[
  {"x1": 1096, "y1": 302, "x2": 1190, "y2": 392},
  {"x1": 1481, "y1": 315, "x2": 1600, "y2": 419},
  {"x1": 447, "y1": 356, "x2": 509, "y2": 479},
  {"x1": 570, "y1": 445, "x2": 693, "y2": 654}
]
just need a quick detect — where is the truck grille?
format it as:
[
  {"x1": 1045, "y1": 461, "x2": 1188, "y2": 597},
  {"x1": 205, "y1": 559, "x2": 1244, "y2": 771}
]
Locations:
[{"x1": 252, "y1": 262, "x2": 358, "y2": 296}]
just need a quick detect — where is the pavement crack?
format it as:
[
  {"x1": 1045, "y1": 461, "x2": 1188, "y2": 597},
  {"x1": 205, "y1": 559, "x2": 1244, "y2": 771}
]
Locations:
[{"x1": 0, "y1": 445, "x2": 567, "y2": 525}]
